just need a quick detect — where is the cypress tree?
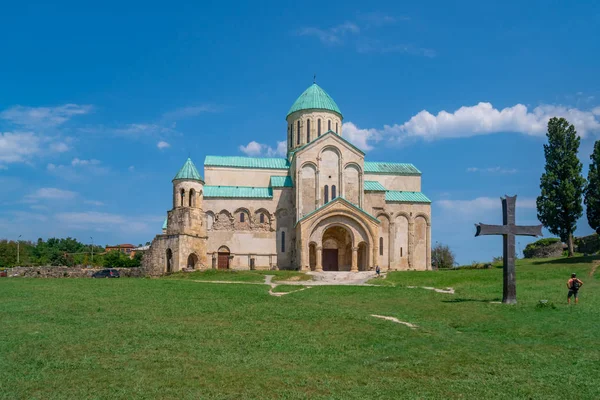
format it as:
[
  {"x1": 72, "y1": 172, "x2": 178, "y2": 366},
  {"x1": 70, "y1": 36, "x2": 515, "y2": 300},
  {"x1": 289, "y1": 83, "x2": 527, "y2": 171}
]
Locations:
[
  {"x1": 536, "y1": 117, "x2": 586, "y2": 256},
  {"x1": 584, "y1": 140, "x2": 600, "y2": 234}
]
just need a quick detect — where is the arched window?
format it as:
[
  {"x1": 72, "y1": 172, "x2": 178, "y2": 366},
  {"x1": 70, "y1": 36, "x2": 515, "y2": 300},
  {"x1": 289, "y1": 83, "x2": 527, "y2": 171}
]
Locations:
[
  {"x1": 297, "y1": 121, "x2": 300, "y2": 145},
  {"x1": 288, "y1": 125, "x2": 291, "y2": 148},
  {"x1": 332, "y1": 185, "x2": 336, "y2": 200},
  {"x1": 379, "y1": 237, "x2": 384, "y2": 256},
  {"x1": 318, "y1": 119, "x2": 321, "y2": 136},
  {"x1": 324, "y1": 185, "x2": 329, "y2": 203},
  {"x1": 260, "y1": 213, "x2": 265, "y2": 224},
  {"x1": 180, "y1": 189, "x2": 185, "y2": 207},
  {"x1": 291, "y1": 124, "x2": 294, "y2": 147},
  {"x1": 400, "y1": 247, "x2": 403, "y2": 257},
  {"x1": 306, "y1": 119, "x2": 310, "y2": 143},
  {"x1": 240, "y1": 212, "x2": 245, "y2": 223},
  {"x1": 281, "y1": 231, "x2": 285, "y2": 252},
  {"x1": 328, "y1": 120, "x2": 331, "y2": 131},
  {"x1": 189, "y1": 189, "x2": 195, "y2": 207},
  {"x1": 336, "y1": 122, "x2": 338, "y2": 133}
]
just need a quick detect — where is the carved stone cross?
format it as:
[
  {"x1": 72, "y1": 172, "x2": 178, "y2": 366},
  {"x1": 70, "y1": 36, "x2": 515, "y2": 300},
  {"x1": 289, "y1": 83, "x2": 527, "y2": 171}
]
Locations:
[{"x1": 475, "y1": 195, "x2": 543, "y2": 304}]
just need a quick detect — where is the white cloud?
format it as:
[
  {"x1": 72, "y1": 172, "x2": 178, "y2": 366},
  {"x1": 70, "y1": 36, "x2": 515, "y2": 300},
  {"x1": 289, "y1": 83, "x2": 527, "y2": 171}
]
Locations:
[
  {"x1": 84, "y1": 200, "x2": 104, "y2": 206},
  {"x1": 466, "y1": 167, "x2": 518, "y2": 174},
  {"x1": 162, "y1": 105, "x2": 219, "y2": 120},
  {"x1": 54, "y1": 211, "x2": 160, "y2": 234},
  {"x1": 71, "y1": 158, "x2": 100, "y2": 166},
  {"x1": 0, "y1": 104, "x2": 92, "y2": 128},
  {"x1": 115, "y1": 124, "x2": 173, "y2": 136},
  {"x1": 437, "y1": 197, "x2": 537, "y2": 215},
  {"x1": 0, "y1": 165, "x2": 7, "y2": 170},
  {"x1": 26, "y1": 187, "x2": 77, "y2": 201},
  {"x1": 342, "y1": 122, "x2": 381, "y2": 151},
  {"x1": 128, "y1": 166, "x2": 135, "y2": 172},
  {"x1": 356, "y1": 40, "x2": 436, "y2": 57},
  {"x1": 389, "y1": 102, "x2": 600, "y2": 140},
  {"x1": 358, "y1": 12, "x2": 399, "y2": 27},
  {"x1": 298, "y1": 21, "x2": 360, "y2": 45},
  {"x1": 345, "y1": 102, "x2": 600, "y2": 150},
  {"x1": 47, "y1": 159, "x2": 109, "y2": 180},
  {"x1": 239, "y1": 141, "x2": 286, "y2": 157},
  {"x1": 0, "y1": 132, "x2": 41, "y2": 163},
  {"x1": 239, "y1": 141, "x2": 263, "y2": 156},
  {"x1": 157, "y1": 141, "x2": 170, "y2": 150}
]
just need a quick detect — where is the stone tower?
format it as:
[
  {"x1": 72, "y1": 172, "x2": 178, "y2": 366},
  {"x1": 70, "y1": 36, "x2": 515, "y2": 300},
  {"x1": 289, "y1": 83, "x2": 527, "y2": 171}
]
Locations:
[{"x1": 142, "y1": 158, "x2": 208, "y2": 276}]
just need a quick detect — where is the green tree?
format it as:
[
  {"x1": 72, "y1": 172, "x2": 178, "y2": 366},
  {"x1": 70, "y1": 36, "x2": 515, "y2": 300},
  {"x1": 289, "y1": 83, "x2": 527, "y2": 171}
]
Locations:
[
  {"x1": 431, "y1": 243, "x2": 456, "y2": 269},
  {"x1": 536, "y1": 117, "x2": 586, "y2": 256},
  {"x1": 584, "y1": 140, "x2": 600, "y2": 234}
]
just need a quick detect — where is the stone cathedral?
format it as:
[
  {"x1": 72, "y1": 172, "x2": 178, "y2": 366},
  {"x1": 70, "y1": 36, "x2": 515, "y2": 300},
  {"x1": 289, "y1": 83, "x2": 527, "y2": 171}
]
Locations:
[{"x1": 143, "y1": 83, "x2": 432, "y2": 275}]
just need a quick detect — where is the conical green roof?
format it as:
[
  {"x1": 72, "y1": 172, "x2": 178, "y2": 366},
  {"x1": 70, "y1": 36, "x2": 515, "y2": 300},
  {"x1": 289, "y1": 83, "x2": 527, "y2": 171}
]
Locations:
[
  {"x1": 173, "y1": 158, "x2": 203, "y2": 181},
  {"x1": 287, "y1": 83, "x2": 342, "y2": 118}
]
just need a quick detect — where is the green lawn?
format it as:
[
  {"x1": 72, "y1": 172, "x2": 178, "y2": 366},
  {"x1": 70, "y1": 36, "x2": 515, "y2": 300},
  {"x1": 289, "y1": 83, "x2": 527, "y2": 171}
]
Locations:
[
  {"x1": 163, "y1": 269, "x2": 311, "y2": 283},
  {"x1": 1, "y1": 257, "x2": 599, "y2": 399}
]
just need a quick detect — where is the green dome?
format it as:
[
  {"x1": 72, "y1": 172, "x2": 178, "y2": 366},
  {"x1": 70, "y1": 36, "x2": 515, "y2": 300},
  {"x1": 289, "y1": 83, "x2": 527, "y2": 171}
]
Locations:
[
  {"x1": 173, "y1": 158, "x2": 203, "y2": 182},
  {"x1": 287, "y1": 83, "x2": 342, "y2": 118}
]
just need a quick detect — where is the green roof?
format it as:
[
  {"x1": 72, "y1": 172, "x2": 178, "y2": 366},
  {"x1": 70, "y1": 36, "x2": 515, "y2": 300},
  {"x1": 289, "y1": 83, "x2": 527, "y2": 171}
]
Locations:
[
  {"x1": 173, "y1": 158, "x2": 204, "y2": 181},
  {"x1": 287, "y1": 83, "x2": 342, "y2": 118},
  {"x1": 364, "y1": 161, "x2": 421, "y2": 175},
  {"x1": 385, "y1": 191, "x2": 431, "y2": 203},
  {"x1": 204, "y1": 185, "x2": 273, "y2": 199},
  {"x1": 270, "y1": 176, "x2": 293, "y2": 188},
  {"x1": 205, "y1": 156, "x2": 289, "y2": 170},
  {"x1": 364, "y1": 181, "x2": 386, "y2": 191},
  {"x1": 296, "y1": 196, "x2": 379, "y2": 226},
  {"x1": 162, "y1": 217, "x2": 167, "y2": 230}
]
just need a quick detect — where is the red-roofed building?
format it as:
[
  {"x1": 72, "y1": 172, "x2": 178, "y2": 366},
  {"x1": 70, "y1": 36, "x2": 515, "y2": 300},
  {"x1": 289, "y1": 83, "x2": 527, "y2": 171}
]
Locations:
[{"x1": 105, "y1": 244, "x2": 135, "y2": 257}]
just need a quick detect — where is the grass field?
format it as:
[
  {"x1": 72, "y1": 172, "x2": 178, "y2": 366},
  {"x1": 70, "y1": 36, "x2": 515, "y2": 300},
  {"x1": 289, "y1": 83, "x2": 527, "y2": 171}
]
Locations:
[{"x1": 1, "y1": 257, "x2": 599, "y2": 399}]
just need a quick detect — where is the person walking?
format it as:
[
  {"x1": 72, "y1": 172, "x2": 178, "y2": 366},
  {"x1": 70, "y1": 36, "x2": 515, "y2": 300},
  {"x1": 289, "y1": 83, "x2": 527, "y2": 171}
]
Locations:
[{"x1": 567, "y1": 273, "x2": 584, "y2": 304}]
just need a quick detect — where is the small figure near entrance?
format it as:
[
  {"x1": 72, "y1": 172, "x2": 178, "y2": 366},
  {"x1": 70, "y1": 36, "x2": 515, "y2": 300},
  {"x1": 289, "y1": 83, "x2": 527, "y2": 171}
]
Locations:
[
  {"x1": 567, "y1": 273, "x2": 584, "y2": 304},
  {"x1": 375, "y1": 265, "x2": 381, "y2": 277}
]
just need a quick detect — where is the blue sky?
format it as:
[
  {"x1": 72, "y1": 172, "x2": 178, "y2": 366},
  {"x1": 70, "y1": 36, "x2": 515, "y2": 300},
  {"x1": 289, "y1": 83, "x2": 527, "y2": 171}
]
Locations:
[{"x1": 1, "y1": 0, "x2": 599, "y2": 264}]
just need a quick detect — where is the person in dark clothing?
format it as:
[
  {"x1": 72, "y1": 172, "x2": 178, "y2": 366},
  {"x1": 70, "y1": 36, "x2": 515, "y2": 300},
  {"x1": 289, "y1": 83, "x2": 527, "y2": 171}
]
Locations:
[
  {"x1": 375, "y1": 265, "x2": 381, "y2": 277},
  {"x1": 567, "y1": 273, "x2": 584, "y2": 304}
]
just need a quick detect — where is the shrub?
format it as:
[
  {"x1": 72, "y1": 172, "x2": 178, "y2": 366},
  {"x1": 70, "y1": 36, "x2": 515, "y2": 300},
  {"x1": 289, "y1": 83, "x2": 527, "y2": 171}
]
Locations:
[{"x1": 431, "y1": 243, "x2": 457, "y2": 269}]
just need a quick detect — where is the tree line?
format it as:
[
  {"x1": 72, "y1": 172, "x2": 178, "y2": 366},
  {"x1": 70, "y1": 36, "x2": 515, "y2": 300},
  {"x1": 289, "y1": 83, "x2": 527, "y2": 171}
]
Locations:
[
  {"x1": 0, "y1": 237, "x2": 143, "y2": 268},
  {"x1": 537, "y1": 117, "x2": 600, "y2": 256}
]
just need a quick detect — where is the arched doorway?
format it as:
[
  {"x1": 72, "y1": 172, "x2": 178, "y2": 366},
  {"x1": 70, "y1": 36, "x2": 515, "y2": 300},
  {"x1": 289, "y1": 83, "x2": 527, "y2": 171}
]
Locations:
[
  {"x1": 166, "y1": 249, "x2": 173, "y2": 273},
  {"x1": 187, "y1": 253, "x2": 198, "y2": 269},
  {"x1": 309, "y1": 242, "x2": 317, "y2": 270},
  {"x1": 322, "y1": 226, "x2": 352, "y2": 271},
  {"x1": 217, "y1": 246, "x2": 230, "y2": 270},
  {"x1": 358, "y1": 242, "x2": 368, "y2": 271}
]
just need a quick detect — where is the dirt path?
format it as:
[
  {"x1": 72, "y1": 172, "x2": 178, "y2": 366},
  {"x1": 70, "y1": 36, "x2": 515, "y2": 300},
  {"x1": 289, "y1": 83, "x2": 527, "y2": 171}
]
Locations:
[
  {"x1": 188, "y1": 272, "x2": 455, "y2": 297},
  {"x1": 590, "y1": 260, "x2": 600, "y2": 278}
]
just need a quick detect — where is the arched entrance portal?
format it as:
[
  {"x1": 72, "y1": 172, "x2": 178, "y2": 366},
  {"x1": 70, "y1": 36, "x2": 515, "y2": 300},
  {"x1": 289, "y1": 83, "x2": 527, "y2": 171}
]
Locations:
[
  {"x1": 187, "y1": 253, "x2": 198, "y2": 269},
  {"x1": 166, "y1": 249, "x2": 173, "y2": 273},
  {"x1": 321, "y1": 226, "x2": 352, "y2": 271},
  {"x1": 217, "y1": 246, "x2": 230, "y2": 270},
  {"x1": 358, "y1": 242, "x2": 368, "y2": 271}
]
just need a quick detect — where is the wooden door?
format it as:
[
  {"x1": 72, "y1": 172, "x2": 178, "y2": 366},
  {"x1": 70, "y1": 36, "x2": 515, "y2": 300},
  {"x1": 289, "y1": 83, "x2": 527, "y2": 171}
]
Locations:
[
  {"x1": 218, "y1": 252, "x2": 229, "y2": 269},
  {"x1": 323, "y1": 249, "x2": 338, "y2": 271}
]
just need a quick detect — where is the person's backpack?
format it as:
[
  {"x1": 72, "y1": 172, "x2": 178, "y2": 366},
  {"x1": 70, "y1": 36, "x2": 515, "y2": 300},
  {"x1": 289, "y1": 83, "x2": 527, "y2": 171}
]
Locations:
[{"x1": 571, "y1": 279, "x2": 581, "y2": 290}]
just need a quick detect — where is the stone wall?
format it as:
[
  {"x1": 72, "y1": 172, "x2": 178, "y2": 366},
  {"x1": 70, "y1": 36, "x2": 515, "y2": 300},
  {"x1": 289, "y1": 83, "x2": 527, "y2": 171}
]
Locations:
[
  {"x1": 576, "y1": 234, "x2": 600, "y2": 254},
  {"x1": 3, "y1": 266, "x2": 144, "y2": 278},
  {"x1": 523, "y1": 240, "x2": 564, "y2": 259}
]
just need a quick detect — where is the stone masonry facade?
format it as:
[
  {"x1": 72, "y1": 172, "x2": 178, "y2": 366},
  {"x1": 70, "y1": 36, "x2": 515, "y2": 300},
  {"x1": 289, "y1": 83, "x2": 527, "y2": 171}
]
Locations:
[{"x1": 142, "y1": 83, "x2": 432, "y2": 276}]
